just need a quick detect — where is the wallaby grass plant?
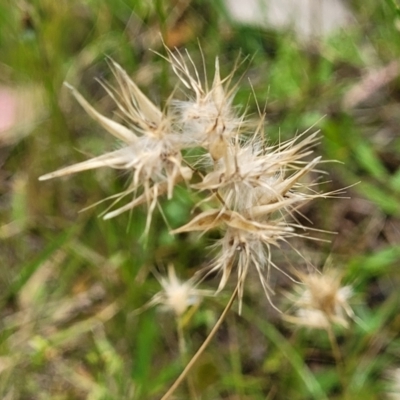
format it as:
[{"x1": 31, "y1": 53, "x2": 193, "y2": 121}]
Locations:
[
  {"x1": 2, "y1": 0, "x2": 400, "y2": 399},
  {"x1": 39, "y1": 43, "x2": 352, "y2": 398}
]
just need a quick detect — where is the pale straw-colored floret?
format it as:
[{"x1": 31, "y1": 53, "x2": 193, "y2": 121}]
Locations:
[
  {"x1": 193, "y1": 126, "x2": 322, "y2": 213},
  {"x1": 171, "y1": 208, "x2": 301, "y2": 312},
  {"x1": 284, "y1": 270, "x2": 353, "y2": 329},
  {"x1": 211, "y1": 224, "x2": 295, "y2": 313},
  {"x1": 172, "y1": 121, "x2": 330, "y2": 310},
  {"x1": 39, "y1": 60, "x2": 192, "y2": 231},
  {"x1": 162, "y1": 45, "x2": 245, "y2": 159},
  {"x1": 150, "y1": 264, "x2": 213, "y2": 316}
]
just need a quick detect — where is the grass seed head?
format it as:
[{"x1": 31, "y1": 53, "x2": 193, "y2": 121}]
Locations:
[
  {"x1": 38, "y1": 46, "x2": 339, "y2": 311},
  {"x1": 284, "y1": 270, "x2": 353, "y2": 329},
  {"x1": 39, "y1": 61, "x2": 192, "y2": 227},
  {"x1": 164, "y1": 45, "x2": 245, "y2": 159},
  {"x1": 151, "y1": 264, "x2": 212, "y2": 316}
]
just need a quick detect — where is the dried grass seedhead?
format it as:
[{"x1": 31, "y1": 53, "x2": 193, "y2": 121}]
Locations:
[
  {"x1": 172, "y1": 123, "x2": 331, "y2": 311},
  {"x1": 39, "y1": 44, "x2": 342, "y2": 311},
  {"x1": 194, "y1": 128, "x2": 322, "y2": 213},
  {"x1": 162, "y1": 45, "x2": 246, "y2": 159},
  {"x1": 284, "y1": 269, "x2": 353, "y2": 329},
  {"x1": 39, "y1": 59, "x2": 194, "y2": 231},
  {"x1": 151, "y1": 264, "x2": 212, "y2": 316}
]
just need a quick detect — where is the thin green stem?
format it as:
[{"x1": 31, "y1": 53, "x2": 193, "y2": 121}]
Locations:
[
  {"x1": 176, "y1": 316, "x2": 198, "y2": 400},
  {"x1": 227, "y1": 313, "x2": 245, "y2": 398},
  {"x1": 326, "y1": 325, "x2": 348, "y2": 399}
]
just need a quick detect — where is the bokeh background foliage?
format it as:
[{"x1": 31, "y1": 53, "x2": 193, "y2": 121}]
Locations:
[{"x1": 1, "y1": 0, "x2": 400, "y2": 398}]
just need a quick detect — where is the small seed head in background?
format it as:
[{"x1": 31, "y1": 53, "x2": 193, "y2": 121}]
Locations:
[{"x1": 284, "y1": 269, "x2": 353, "y2": 329}]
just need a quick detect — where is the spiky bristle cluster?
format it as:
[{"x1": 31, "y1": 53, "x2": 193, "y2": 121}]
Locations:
[{"x1": 40, "y1": 46, "x2": 337, "y2": 307}]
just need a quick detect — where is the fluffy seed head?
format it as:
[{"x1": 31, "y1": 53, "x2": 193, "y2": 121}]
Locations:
[
  {"x1": 163, "y1": 46, "x2": 245, "y2": 159},
  {"x1": 151, "y1": 265, "x2": 212, "y2": 316},
  {"x1": 39, "y1": 60, "x2": 192, "y2": 229},
  {"x1": 284, "y1": 270, "x2": 353, "y2": 329},
  {"x1": 38, "y1": 45, "x2": 340, "y2": 311}
]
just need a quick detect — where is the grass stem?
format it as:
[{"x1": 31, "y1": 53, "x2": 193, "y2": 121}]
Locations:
[{"x1": 161, "y1": 284, "x2": 239, "y2": 399}]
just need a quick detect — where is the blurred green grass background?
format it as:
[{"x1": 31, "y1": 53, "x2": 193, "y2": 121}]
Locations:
[{"x1": 1, "y1": 0, "x2": 400, "y2": 398}]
